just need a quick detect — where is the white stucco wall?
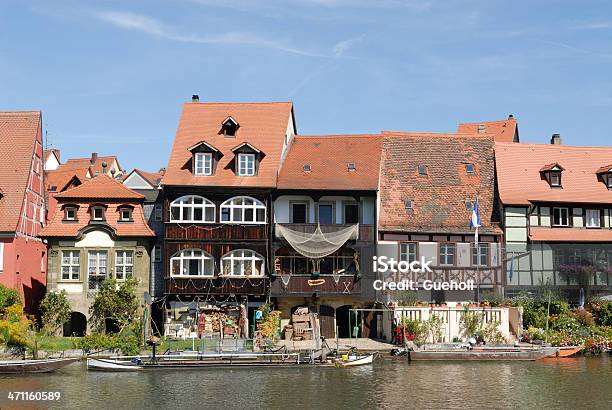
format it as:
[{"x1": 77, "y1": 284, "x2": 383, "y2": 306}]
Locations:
[{"x1": 75, "y1": 230, "x2": 115, "y2": 248}]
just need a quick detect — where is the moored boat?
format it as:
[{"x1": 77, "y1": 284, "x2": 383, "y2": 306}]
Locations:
[
  {"x1": 0, "y1": 357, "x2": 79, "y2": 374},
  {"x1": 335, "y1": 353, "x2": 374, "y2": 367},
  {"x1": 408, "y1": 346, "x2": 556, "y2": 361},
  {"x1": 555, "y1": 346, "x2": 583, "y2": 357}
]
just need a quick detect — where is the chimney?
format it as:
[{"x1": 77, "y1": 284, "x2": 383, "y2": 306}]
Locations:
[
  {"x1": 477, "y1": 124, "x2": 486, "y2": 134},
  {"x1": 159, "y1": 167, "x2": 166, "y2": 175},
  {"x1": 90, "y1": 152, "x2": 98, "y2": 164},
  {"x1": 192, "y1": 94, "x2": 200, "y2": 103},
  {"x1": 550, "y1": 134, "x2": 562, "y2": 145},
  {"x1": 102, "y1": 161, "x2": 108, "y2": 173},
  {"x1": 508, "y1": 114, "x2": 514, "y2": 119}
]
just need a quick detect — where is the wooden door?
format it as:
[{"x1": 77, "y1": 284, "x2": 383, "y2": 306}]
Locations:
[{"x1": 319, "y1": 305, "x2": 335, "y2": 339}]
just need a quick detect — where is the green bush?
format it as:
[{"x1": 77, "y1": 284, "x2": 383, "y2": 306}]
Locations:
[
  {"x1": 40, "y1": 291, "x2": 71, "y2": 335},
  {"x1": 0, "y1": 285, "x2": 21, "y2": 312},
  {"x1": 73, "y1": 332, "x2": 140, "y2": 355},
  {"x1": 590, "y1": 301, "x2": 612, "y2": 327}
]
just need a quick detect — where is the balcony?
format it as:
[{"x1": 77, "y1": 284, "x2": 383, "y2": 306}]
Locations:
[
  {"x1": 270, "y1": 274, "x2": 361, "y2": 296},
  {"x1": 274, "y1": 223, "x2": 374, "y2": 242},
  {"x1": 165, "y1": 224, "x2": 268, "y2": 241},
  {"x1": 165, "y1": 277, "x2": 269, "y2": 295}
]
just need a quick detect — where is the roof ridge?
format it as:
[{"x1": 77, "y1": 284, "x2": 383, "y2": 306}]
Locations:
[
  {"x1": 185, "y1": 101, "x2": 293, "y2": 106},
  {"x1": 495, "y1": 142, "x2": 612, "y2": 151},
  {"x1": 295, "y1": 133, "x2": 381, "y2": 139}
]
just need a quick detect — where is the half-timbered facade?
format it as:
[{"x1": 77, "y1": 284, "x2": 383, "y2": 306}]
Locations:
[
  {"x1": 272, "y1": 134, "x2": 382, "y2": 339},
  {"x1": 160, "y1": 98, "x2": 296, "y2": 337}
]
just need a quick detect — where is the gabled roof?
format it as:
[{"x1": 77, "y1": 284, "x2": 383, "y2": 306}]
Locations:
[
  {"x1": 495, "y1": 143, "x2": 612, "y2": 205},
  {"x1": 277, "y1": 134, "x2": 383, "y2": 190},
  {"x1": 54, "y1": 174, "x2": 144, "y2": 200},
  {"x1": 43, "y1": 149, "x2": 60, "y2": 163},
  {"x1": 187, "y1": 141, "x2": 221, "y2": 153},
  {"x1": 231, "y1": 142, "x2": 262, "y2": 153},
  {"x1": 123, "y1": 169, "x2": 164, "y2": 189},
  {"x1": 596, "y1": 164, "x2": 612, "y2": 174},
  {"x1": 61, "y1": 155, "x2": 121, "y2": 176},
  {"x1": 0, "y1": 111, "x2": 41, "y2": 232},
  {"x1": 457, "y1": 117, "x2": 518, "y2": 143},
  {"x1": 379, "y1": 134, "x2": 501, "y2": 235},
  {"x1": 162, "y1": 101, "x2": 295, "y2": 188},
  {"x1": 45, "y1": 169, "x2": 86, "y2": 193},
  {"x1": 539, "y1": 163, "x2": 565, "y2": 172}
]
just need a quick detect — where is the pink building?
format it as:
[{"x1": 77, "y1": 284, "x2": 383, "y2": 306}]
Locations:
[{"x1": 0, "y1": 111, "x2": 47, "y2": 314}]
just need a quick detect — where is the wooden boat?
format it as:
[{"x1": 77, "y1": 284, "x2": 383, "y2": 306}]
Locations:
[
  {"x1": 0, "y1": 357, "x2": 79, "y2": 374},
  {"x1": 335, "y1": 354, "x2": 374, "y2": 367},
  {"x1": 88, "y1": 358, "x2": 143, "y2": 371},
  {"x1": 408, "y1": 347, "x2": 556, "y2": 361},
  {"x1": 555, "y1": 346, "x2": 583, "y2": 357}
]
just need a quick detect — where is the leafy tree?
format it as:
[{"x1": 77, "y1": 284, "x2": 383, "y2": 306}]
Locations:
[
  {"x1": 90, "y1": 278, "x2": 140, "y2": 333},
  {"x1": 40, "y1": 290, "x2": 71, "y2": 335},
  {"x1": 0, "y1": 284, "x2": 21, "y2": 312}
]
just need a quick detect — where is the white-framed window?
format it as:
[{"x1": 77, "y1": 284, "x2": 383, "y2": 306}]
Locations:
[
  {"x1": 154, "y1": 205, "x2": 163, "y2": 221},
  {"x1": 153, "y1": 245, "x2": 162, "y2": 263},
  {"x1": 61, "y1": 250, "x2": 80, "y2": 280},
  {"x1": 115, "y1": 250, "x2": 133, "y2": 281},
  {"x1": 170, "y1": 195, "x2": 215, "y2": 223},
  {"x1": 0, "y1": 242, "x2": 5, "y2": 272},
  {"x1": 586, "y1": 209, "x2": 601, "y2": 228},
  {"x1": 399, "y1": 242, "x2": 417, "y2": 263},
  {"x1": 550, "y1": 172, "x2": 561, "y2": 187},
  {"x1": 91, "y1": 206, "x2": 105, "y2": 221},
  {"x1": 472, "y1": 243, "x2": 489, "y2": 266},
  {"x1": 194, "y1": 153, "x2": 213, "y2": 176},
  {"x1": 221, "y1": 249, "x2": 265, "y2": 277},
  {"x1": 120, "y1": 207, "x2": 133, "y2": 222},
  {"x1": 220, "y1": 196, "x2": 266, "y2": 224},
  {"x1": 170, "y1": 249, "x2": 214, "y2": 277},
  {"x1": 237, "y1": 153, "x2": 256, "y2": 176},
  {"x1": 65, "y1": 207, "x2": 77, "y2": 221},
  {"x1": 439, "y1": 243, "x2": 456, "y2": 266},
  {"x1": 88, "y1": 250, "x2": 107, "y2": 290},
  {"x1": 552, "y1": 207, "x2": 569, "y2": 227}
]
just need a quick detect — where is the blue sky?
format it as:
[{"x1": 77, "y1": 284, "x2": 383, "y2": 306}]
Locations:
[{"x1": 2, "y1": 0, "x2": 612, "y2": 172}]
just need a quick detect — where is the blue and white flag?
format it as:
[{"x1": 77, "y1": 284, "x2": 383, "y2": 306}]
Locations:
[{"x1": 470, "y1": 197, "x2": 481, "y2": 246}]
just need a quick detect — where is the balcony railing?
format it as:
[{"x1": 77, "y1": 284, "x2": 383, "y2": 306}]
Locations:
[
  {"x1": 271, "y1": 274, "x2": 361, "y2": 296},
  {"x1": 165, "y1": 224, "x2": 268, "y2": 241},
  {"x1": 275, "y1": 223, "x2": 374, "y2": 242},
  {"x1": 165, "y1": 277, "x2": 269, "y2": 295}
]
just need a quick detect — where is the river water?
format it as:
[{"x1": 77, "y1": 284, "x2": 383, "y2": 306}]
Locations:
[{"x1": 0, "y1": 356, "x2": 610, "y2": 409}]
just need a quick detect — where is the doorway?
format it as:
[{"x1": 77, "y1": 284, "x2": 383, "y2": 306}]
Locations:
[{"x1": 63, "y1": 312, "x2": 87, "y2": 337}]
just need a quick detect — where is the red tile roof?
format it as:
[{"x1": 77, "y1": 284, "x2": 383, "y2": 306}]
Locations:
[
  {"x1": 162, "y1": 102, "x2": 294, "y2": 188},
  {"x1": 43, "y1": 149, "x2": 60, "y2": 163},
  {"x1": 277, "y1": 134, "x2": 383, "y2": 190},
  {"x1": 457, "y1": 118, "x2": 518, "y2": 143},
  {"x1": 0, "y1": 111, "x2": 41, "y2": 232},
  {"x1": 45, "y1": 169, "x2": 87, "y2": 193},
  {"x1": 529, "y1": 228, "x2": 612, "y2": 242},
  {"x1": 54, "y1": 174, "x2": 144, "y2": 200},
  {"x1": 495, "y1": 143, "x2": 612, "y2": 205},
  {"x1": 379, "y1": 134, "x2": 501, "y2": 235},
  {"x1": 60, "y1": 155, "x2": 120, "y2": 176},
  {"x1": 539, "y1": 163, "x2": 565, "y2": 172},
  {"x1": 132, "y1": 169, "x2": 164, "y2": 187}
]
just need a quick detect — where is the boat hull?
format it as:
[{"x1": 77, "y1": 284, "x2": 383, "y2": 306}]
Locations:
[
  {"x1": 337, "y1": 354, "x2": 374, "y2": 367},
  {"x1": 0, "y1": 358, "x2": 79, "y2": 374},
  {"x1": 408, "y1": 349, "x2": 554, "y2": 361}
]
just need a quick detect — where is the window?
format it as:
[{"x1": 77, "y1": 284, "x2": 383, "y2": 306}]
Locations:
[
  {"x1": 221, "y1": 249, "x2": 264, "y2": 276},
  {"x1": 344, "y1": 203, "x2": 359, "y2": 224},
  {"x1": 120, "y1": 208, "x2": 133, "y2": 222},
  {"x1": 318, "y1": 203, "x2": 334, "y2": 224},
  {"x1": 439, "y1": 244, "x2": 456, "y2": 266},
  {"x1": 291, "y1": 203, "x2": 308, "y2": 224},
  {"x1": 220, "y1": 196, "x2": 266, "y2": 224},
  {"x1": 418, "y1": 165, "x2": 428, "y2": 176},
  {"x1": 472, "y1": 244, "x2": 489, "y2": 266},
  {"x1": 170, "y1": 196, "x2": 215, "y2": 223},
  {"x1": 194, "y1": 153, "x2": 213, "y2": 176},
  {"x1": 552, "y1": 207, "x2": 569, "y2": 227},
  {"x1": 154, "y1": 205, "x2": 163, "y2": 221},
  {"x1": 586, "y1": 209, "x2": 601, "y2": 228},
  {"x1": 91, "y1": 206, "x2": 105, "y2": 221},
  {"x1": 153, "y1": 245, "x2": 162, "y2": 263},
  {"x1": 303, "y1": 164, "x2": 311, "y2": 172},
  {"x1": 65, "y1": 207, "x2": 77, "y2": 221},
  {"x1": 404, "y1": 199, "x2": 413, "y2": 210},
  {"x1": 61, "y1": 251, "x2": 80, "y2": 280},
  {"x1": 170, "y1": 249, "x2": 214, "y2": 277},
  {"x1": 222, "y1": 118, "x2": 238, "y2": 136},
  {"x1": 466, "y1": 163, "x2": 475, "y2": 174},
  {"x1": 237, "y1": 153, "x2": 256, "y2": 176},
  {"x1": 88, "y1": 251, "x2": 107, "y2": 290},
  {"x1": 465, "y1": 201, "x2": 473, "y2": 212},
  {"x1": 347, "y1": 163, "x2": 356, "y2": 172},
  {"x1": 115, "y1": 251, "x2": 133, "y2": 281},
  {"x1": 550, "y1": 172, "x2": 561, "y2": 187},
  {"x1": 399, "y1": 243, "x2": 417, "y2": 263},
  {"x1": 608, "y1": 177, "x2": 612, "y2": 189},
  {"x1": 0, "y1": 242, "x2": 5, "y2": 272}
]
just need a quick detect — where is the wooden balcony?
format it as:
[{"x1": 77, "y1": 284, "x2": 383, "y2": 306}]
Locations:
[
  {"x1": 165, "y1": 277, "x2": 269, "y2": 295},
  {"x1": 165, "y1": 224, "x2": 268, "y2": 241},
  {"x1": 274, "y1": 223, "x2": 374, "y2": 242},
  {"x1": 271, "y1": 274, "x2": 361, "y2": 296}
]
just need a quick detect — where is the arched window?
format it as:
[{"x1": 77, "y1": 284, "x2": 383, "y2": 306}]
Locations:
[
  {"x1": 220, "y1": 196, "x2": 266, "y2": 224},
  {"x1": 170, "y1": 195, "x2": 215, "y2": 223},
  {"x1": 170, "y1": 249, "x2": 214, "y2": 277},
  {"x1": 221, "y1": 249, "x2": 265, "y2": 277}
]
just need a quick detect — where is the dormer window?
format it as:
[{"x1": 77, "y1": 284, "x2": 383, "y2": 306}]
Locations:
[
  {"x1": 347, "y1": 163, "x2": 356, "y2": 172},
  {"x1": 540, "y1": 163, "x2": 564, "y2": 188},
  {"x1": 418, "y1": 164, "x2": 428, "y2": 176},
  {"x1": 194, "y1": 153, "x2": 213, "y2": 176},
  {"x1": 64, "y1": 206, "x2": 78, "y2": 221},
  {"x1": 221, "y1": 117, "x2": 239, "y2": 137},
  {"x1": 91, "y1": 206, "x2": 105, "y2": 221},
  {"x1": 596, "y1": 165, "x2": 612, "y2": 190},
  {"x1": 404, "y1": 199, "x2": 413, "y2": 210},
  {"x1": 238, "y1": 153, "x2": 256, "y2": 176},
  {"x1": 119, "y1": 206, "x2": 134, "y2": 222},
  {"x1": 303, "y1": 164, "x2": 311, "y2": 172},
  {"x1": 466, "y1": 163, "x2": 475, "y2": 174}
]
